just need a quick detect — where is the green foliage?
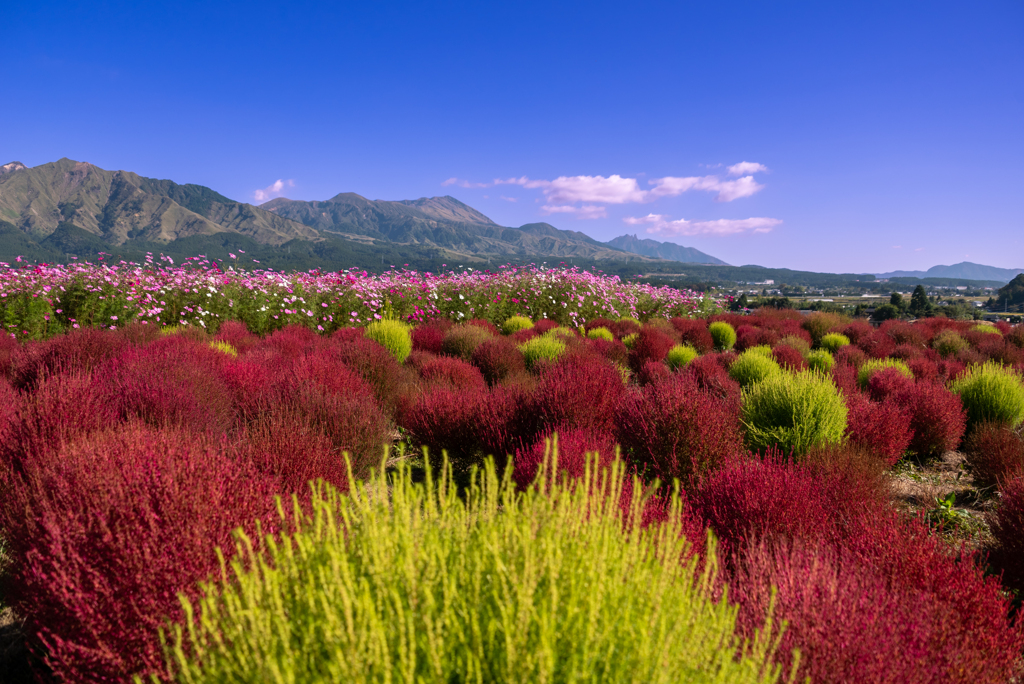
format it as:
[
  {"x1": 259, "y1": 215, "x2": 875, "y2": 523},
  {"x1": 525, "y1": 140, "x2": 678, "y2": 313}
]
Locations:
[
  {"x1": 586, "y1": 326, "x2": 615, "y2": 341},
  {"x1": 806, "y1": 349, "x2": 835, "y2": 373},
  {"x1": 501, "y1": 315, "x2": 534, "y2": 335},
  {"x1": 951, "y1": 361, "x2": 1024, "y2": 430},
  {"x1": 871, "y1": 303, "x2": 900, "y2": 322},
  {"x1": 909, "y1": 285, "x2": 932, "y2": 317},
  {"x1": 544, "y1": 326, "x2": 578, "y2": 341},
  {"x1": 742, "y1": 370, "x2": 848, "y2": 456},
  {"x1": 818, "y1": 333, "x2": 850, "y2": 354},
  {"x1": 777, "y1": 335, "x2": 810, "y2": 356},
  {"x1": 208, "y1": 340, "x2": 238, "y2": 357},
  {"x1": 709, "y1": 321, "x2": 737, "y2": 351},
  {"x1": 728, "y1": 350, "x2": 783, "y2": 388},
  {"x1": 157, "y1": 458, "x2": 784, "y2": 684},
  {"x1": 971, "y1": 324, "x2": 1001, "y2": 336},
  {"x1": 932, "y1": 330, "x2": 970, "y2": 358},
  {"x1": 442, "y1": 325, "x2": 493, "y2": 360},
  {"x1": 857, "y1": 358, "x2": 913, "y2": 389},
  {"x1": 622, "y1": 333, "x2": 639, "y2": 350},
  {"x1": 519, "y1": 336, "x2": 567, "y2": 369},
  {"x1": 744, "y1": 345, "x2": 774, "y2": 358},
  {"x1": 666, "y1": 344, "x2": 699, "y2": 370},
  {"x1": 801, "y1": 312, "x2": 844, "y2": 345},
  {"x1": 364, "y1": 319, "x2": 413, "y2": 363}
]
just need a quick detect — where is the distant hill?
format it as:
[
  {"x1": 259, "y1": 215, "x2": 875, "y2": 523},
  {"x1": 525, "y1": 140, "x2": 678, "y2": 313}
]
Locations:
[
  {"x1": 605, "y1": 234, "x2": 728, "y2": 265},
  {"x1": 876, "y1": 262, "x2": 1024, "y2": 284}
]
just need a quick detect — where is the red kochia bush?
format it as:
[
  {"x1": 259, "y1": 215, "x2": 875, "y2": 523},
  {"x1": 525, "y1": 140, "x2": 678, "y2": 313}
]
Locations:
[
  {"x1": 834, "y1": 344, "x2": 867, "y2": 369},
  {"x1": 670, "y1": 317, "x2": 714, "y2": 354},
  {"x1": 241, "y1": 410, "x2": 352, "y2": 494},
  {"x1": 989, "y1": 472, "x2": 1024, "y2": 593},
  {"x1": 411, "y1": 324, "x2": 445, "y2": 354},
  {"x1": 627, "y1": 326, "x2": 676, "y2": 373},
  {"x1": 0, "y1": 425, "x2": 277, "y2": 684},
  {"x1": 735, "y1": 325, "x2": 778, "y2": 352},
  {"x1": 0, "y1": 378, "x2": 19, "y2": 447},
  {"x1": 880, "y1": 320, "x2": 927, "y2": 347},
  {"x1": 844, "y1": 392, "x2": 912, "y2": 465},
  {"x1": 98, "y1": 336, "x2": 236, "y2": 434},
  {"x1": 907, "y1": 356, "x2": 939, "y2": 382},
  {"x1": 532, "y1": 319, "x2": 560, "y2": 335},
  {"x1": 213, "y1": 320, "x2": 260, "y2": 354},
  {"x1": 533, "y1": 352, "x2": 625, "y2": 435},
  {"x1": 615, "y1": 374, "x2": 744, "y2": 483},
  {"x1": 858, "y1": 330, "x2": 896, "y2": 359},
  {"x1": 830, "y1": 363, "x2": 860, "y2": 397},
  {"x1": 471, "y1": 337, "x2": 526, "y2": 385},
  {"x1": 841, "y1": 320, "x2": 874, "y2": 344},
  {"x1": 771, "y1": 345, "x2": 806, "y2": 371},
  {"x1": 263, "y1": 323, "x2": 322, "y2": 358},
  {"x1": 330, "y1": 334, "x2": 417, "y2": 412},
  {"x1": 636, "y1": 359, "x2": 672, "y2": 386},
  {"x1": 12, "y1": 327, "x2": 131, "y2": 389},
  {"x1": 731, "y1": 531, "x2": 1024, "y2": 684},
  {"x1": 417, "y1": 355, "x2": 487, "y2": 391},
  {"x1": 962, "y1": 422, "x2": 1024, "y2": 490},
  {"x1": 685, "y1": 354, "x2": 742, "y2": 415},
  {"x1": 511, "y1": 428, "x2": 618, "y2": 490},
  {"x1": 0, "y1": 332, "x2": 18, "y2": 380},
  {"x1": 894, "y1": 380, "x2": 967, "y2": 457},
  {"x1": 399, "y1": 385, "x2": 491, "y2": 470}
]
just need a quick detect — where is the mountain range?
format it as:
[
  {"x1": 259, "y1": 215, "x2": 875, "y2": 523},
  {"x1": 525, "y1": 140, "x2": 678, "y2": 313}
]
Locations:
[
  {"x1": 876, "y1": 263, "x2": 1024, "y2": 284},
  {"x1": 0, "y1": 158, "x2": 724, "y2": 267}
]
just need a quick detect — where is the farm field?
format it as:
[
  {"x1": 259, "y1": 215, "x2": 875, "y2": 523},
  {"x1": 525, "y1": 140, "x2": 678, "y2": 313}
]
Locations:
[{"x1": 1, "y1": 262, "x2": 1024, "y2": 682}]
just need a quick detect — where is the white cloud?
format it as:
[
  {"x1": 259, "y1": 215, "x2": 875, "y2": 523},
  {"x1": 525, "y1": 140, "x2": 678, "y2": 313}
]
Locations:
[
  {"x1": 253, "y1": 179, "x2": 295, "y2": 203},
  {"x1": 500, "y1": 195, "x2": 518, "y2": 202},
  {"x1": 626, "y1": 213, "x2": 781, "y2": 237},
  {"x1": 727, "y1": 161, "x2": 769, "y2": 176},
  {"x1": 542, "y1": 204, "x2": 607, "y2": 219},
  {"x1": 442, "y1": 177, "x2": 489, "y2": 188}
]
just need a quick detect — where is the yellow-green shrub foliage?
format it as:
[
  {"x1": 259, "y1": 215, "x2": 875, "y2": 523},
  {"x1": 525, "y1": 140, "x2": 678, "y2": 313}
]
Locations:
[
  {"x1": 806, "y1": 349, "x2": 835, "y2": 373},
  {"x1": 951, "y1": 361, "x2": 1024, "y2": 430},
  {"x1": 932, "y1": 330, "x2": 969, "y2": 358},
  {"x1": 622, "y1": 333, "x2": 640, "y2": 350},
  {"x1": 501, "y1": 315, "x2": 534, "y2": 335},
  {"x1": 818, "y1": 333, "x2": 850, "y2": 354},
  {"x1": 971, "y1": 324, "x2": 1002, "y2": 336},
  {"x1": 666, "y1": 344, "x2": 699, "y2": 370},
  {"x1": 441, "y1": 324, "x2": 493, "y2": 360},
  {"x1": 544, "y1": 327, "x2": 578, "y2": 341},
  {"x1": 365, "y1": 319, "x2": 413, "y2": 363},
  {"x1": 709, "y1": 321, "x2": 737, "y2": 351},
  {"x1": 857, "y1": 358, "x2": 913, "y2": 389},
  {"x1": 587, "y1": 326, "x2": 615, "y2": 342},
  {"x1": 519, "y1": 336, "x2": 567, "y2": 370},
  {"x1": 729, "y1": 349, "x2": 783, "y2": 388},
  {"x1": 801, "y1": 312, "x2": 845, "y2": 345},
  {"x1": 742, "y1": 370, "x2": 848, "y2": 456},
  {"x1": 208, "y1": 340, "x2": 238, "y2": 357},
  {"x1": 777, "y1": 336, "x2": 811, "y2": 356},
  {"x1": 159, "y1": 460, "x2": 784, "y2": 684}
]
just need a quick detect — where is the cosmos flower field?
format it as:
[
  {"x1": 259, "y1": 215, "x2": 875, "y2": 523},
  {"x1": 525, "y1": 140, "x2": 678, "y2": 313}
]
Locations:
[{"x1": 1, "y1": 259, "x2": 1023, "y2": 683}]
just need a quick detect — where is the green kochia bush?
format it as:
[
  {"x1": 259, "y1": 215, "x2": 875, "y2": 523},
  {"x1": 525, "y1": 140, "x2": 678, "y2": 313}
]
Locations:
[
  {"x1": 806, "y1": 350, "x2": 835, "y2": 374},
  {"x1": 159, "y1": 461, "x2": 785, "y2": 684},
  {"x1": 742, "y1": 370, "x2": 848, "y2": 457},
  {"x1": 587, "y1": 326, "x2": 615, "y2": 342},
  {"x1": 666, "y1": 343, "x2": 699, "y2": 370},
  {"x1": 519, "y1": 335, "x2": 567, "y2": 369},
  {"x1": 951, "y1": 361, "x2": 1024, "y2": 431},
  {"x1": 857, "y1": 358, "x2": 912, "y2": 389},
  {"x1": 818, "y1": 333, "x2": 850, "y2": 354},
  {"x1": 710, "y1": 321, "x2": 737, "y2": 351},
  {"x1": 501, "y1": 315, "x2": 534, "y2": 335},
  {"x1": 363, "y1": 320, "x2": 413, "y2": 363},
  {"x1": 729, "y1": 350, "x2": 783, "y2": 388}
]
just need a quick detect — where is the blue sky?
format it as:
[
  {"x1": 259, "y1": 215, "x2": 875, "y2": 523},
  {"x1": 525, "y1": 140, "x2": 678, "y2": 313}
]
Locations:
[{"x1": 3, "y1": 1, "x2": 1022, "y2": 272}]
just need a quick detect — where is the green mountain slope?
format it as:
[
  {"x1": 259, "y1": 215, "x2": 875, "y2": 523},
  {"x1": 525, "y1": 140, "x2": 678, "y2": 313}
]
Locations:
[
  {"x1": 606, "y1": 234, "x2": 728, "y2": 265},
  {"x1": 0, "y1": 158, "x2": 318, "y2": 246}
]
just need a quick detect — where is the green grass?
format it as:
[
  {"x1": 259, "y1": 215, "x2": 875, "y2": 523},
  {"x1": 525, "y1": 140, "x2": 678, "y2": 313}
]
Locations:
[
  {"x1": 155, "y1": 458, "x2": 786, "y2": 684},
  {"x1": 742, "y1": 370, "x2": 848, "y2": 456}
]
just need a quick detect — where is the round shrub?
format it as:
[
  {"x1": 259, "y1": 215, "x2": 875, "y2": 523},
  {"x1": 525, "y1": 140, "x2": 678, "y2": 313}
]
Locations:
[
  {"x1": 857, "y1": 358, "x2": 913, "y2": 390},
  {"x1": 627, "y1": 327, "x2": 677, "y2": 373},
  {"x1": 616, "y1": 374, "x2": 745, "y2": 482},
  {"x1": 962, "y1": 422, "x2": 1024, "y2": 490},
  {"x1": 857, "y1": 331, "x2": 896, "y2": 359},
  {"x1": 671, "y1": 318, "x2": 715, "y2": 354},
  {"x1": 893, "y1": 380, "x2": 967, "y2": 458},
  {"x1": 777, "y1": 335, "x2": 811, "y2": 356},
  {"x1": 511, "y1": 428, "x2": 618, "y2": 490},
  {"x1": 950, "y1": 361, "x2": 1024, "y2": 431},
  {"x1": 544, "y1": 326, "x2": 578, "y2": 341},
  {"x1": 411, "y1": 325, "x2": 445, "y2": 354},
  {"x1": 741, "y1": 371, "x2": 848, "y2": 456},
  {"x1": 364, "y1": 320, "x2": 413, "y2": 363},
  {"x1": 501, "y1": 315, "x2": 534, "y2": 335},
  {"x1": 933, "y1": 330, "x2": 970, "y2": 358},
  {"x1": 728, "y1": 350, "x2": 783, "y2": 388},
  {"x1": 158, "y1": 463, "x2": 783, "y2": 684},
  {"x1": 771, "y1": 345, "x2": 806, "y2": 372},
  {"x1": 532, "y1": 353, "x2": 625, "y2": 435},
  {"x1": 418, "y1": 356, "x2": 487, "y2": 391},
  {"x1": 971, "y1": 324, "x2": 1001, "y2": 336},
  {"x1": 709, "y1": 321, "x2": 737, "y2": 351},
  {"x1": 818, "y1": 333, "x2": 850, "y2": 354},
  {"x1": 834, "y1": 345, "x2": 867, "y2": 369},
  {"x1": 331, "y1": 335, "x2": 419, "y2": 413},
  {"x1": 841, "y1": 320, "x2": 873, "y2": 344},
  {"x1": 471, "y1": 337, "x2": 526, "y2": 385},
  {"x1": 441, "y1": 324, "x2": 493, "y2": 360},
  {"x1": 586, "y1": 326, "x2": 615, "y2": 342},
  {"x1": 806, "y1": 350, "x2": 835, "y2": 374},
  {"x1": 519, "y1": 336, "x2": 567, "y2": 370},
  {"x1": 622, "y1": 332, "x2": 639, "y2": 350},
  {"x1": 845, "y1": 393, "x2": 913, "y2": 465},
  {"x1": 666, "y1": 344, "x2": 699, "y2": 370},
  {"x1": 988, "y1": 472, "x2": 1024, "y2": 593},
  {"x1": 802, "y1": 312, "x2": 845, "y2": 345},
  {"x1": 533, "y1": 319, "x2": 560, "y2": 335}
]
